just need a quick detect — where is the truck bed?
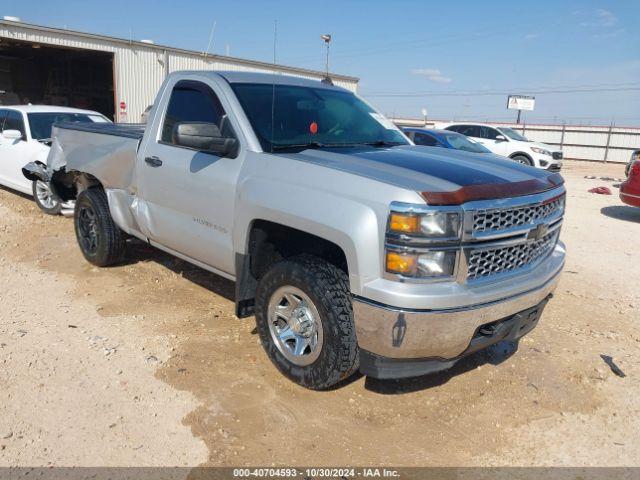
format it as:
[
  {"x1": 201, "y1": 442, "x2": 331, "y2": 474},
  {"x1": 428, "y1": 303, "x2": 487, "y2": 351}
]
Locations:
[
  {"x1": 54, "y1": 121, "x2": 146, "y2": 140},
  {"x1": 47, "y1": 122, "x2": 145, "y2": 191}
]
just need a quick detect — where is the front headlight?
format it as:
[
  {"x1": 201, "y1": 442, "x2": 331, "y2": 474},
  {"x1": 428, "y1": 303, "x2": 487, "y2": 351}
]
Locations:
[
  {"x1": 386, "y1": 250, "x2": 457, "y2": 278},
  {"x1": 531, "y1": 147, "x2": 551, "y2": 156},
  {"x1": 389, "y1": 211, "x2": 461, "y2": 239},
  {"x1": 386, "y1": 205, "x2": 462, "y2": 279}
]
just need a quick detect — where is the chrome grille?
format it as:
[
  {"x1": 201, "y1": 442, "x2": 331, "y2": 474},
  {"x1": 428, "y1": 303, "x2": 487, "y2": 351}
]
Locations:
[
  {"x1": 473, "y1": 196, "x2": 564, "y2": 234},
  {"x1": 467, "y1": 231, "x2": 559, "y2": 281}
]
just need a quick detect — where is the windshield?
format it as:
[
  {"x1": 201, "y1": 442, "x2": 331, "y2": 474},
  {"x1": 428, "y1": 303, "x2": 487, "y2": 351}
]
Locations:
[
  {"x1": 443, "y1": 132, "x2": 491, "y2": 153},
  {"x1": 230, "y1": 83, "x2": 408, "y2": 151},
  {"x1": 27, "y1": 112, "x2": 109, "y2": 140},
  {"x1": 498, "y1": 127, "x2": 529, "y2": 142}
]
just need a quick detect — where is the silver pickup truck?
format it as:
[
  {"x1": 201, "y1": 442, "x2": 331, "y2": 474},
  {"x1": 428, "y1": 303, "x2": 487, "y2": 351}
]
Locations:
[{"x1": 24, "y1": 71, "x2": 566, "y2": 389}]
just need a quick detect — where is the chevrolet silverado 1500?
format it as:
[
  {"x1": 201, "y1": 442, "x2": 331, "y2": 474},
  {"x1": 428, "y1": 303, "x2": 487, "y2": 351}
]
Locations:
[{"x1": 24, "y1": 71, "x2": 566, "y2": 389}]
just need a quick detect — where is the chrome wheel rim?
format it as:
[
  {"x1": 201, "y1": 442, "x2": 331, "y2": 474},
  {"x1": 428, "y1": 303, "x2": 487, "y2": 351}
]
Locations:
[
  {"x1": 267, "y1": 286, "x2": 323, "y2": 366},
  {"x1": 35, "y1": 181, "x2": 58, "y2": 210},
  {"x1": 77, "y1": 206, "x2": 99, "y2": 255},
  {"x1": 514, "y1": 158, "x2": 529, "y2": 165}
]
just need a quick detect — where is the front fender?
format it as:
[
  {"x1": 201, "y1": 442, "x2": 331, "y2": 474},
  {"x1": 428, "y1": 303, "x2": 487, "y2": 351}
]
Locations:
[{"x1": 233, "y1": 176, "x2": 384, "y2": 294}]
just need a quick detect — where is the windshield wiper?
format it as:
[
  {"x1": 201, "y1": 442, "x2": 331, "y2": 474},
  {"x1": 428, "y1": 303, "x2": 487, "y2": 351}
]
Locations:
[
  {"x1": 360, "y1": 140, "x2": 405, "y2": 148},
  {"x1": 271, "y1": 141, "x2": 367, "y2": 151},
  {"x1": 272, "y1": 141, "x2": 324, "y2": 151},
  {"x1": 37, "y1": 138, "x2": 53, "y2": 145}
]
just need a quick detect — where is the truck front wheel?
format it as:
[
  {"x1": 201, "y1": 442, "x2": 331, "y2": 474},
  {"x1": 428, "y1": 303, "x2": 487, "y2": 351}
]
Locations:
[
  {"x1": 74, "y1": 188, "x2": 126, "y2": 267},
  {"x1": 255, "y1": 255, "x2": 359, "y2": 390}
]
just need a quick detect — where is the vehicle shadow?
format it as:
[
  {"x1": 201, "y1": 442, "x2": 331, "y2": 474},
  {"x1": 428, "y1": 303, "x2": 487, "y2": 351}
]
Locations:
[
  {"x1": 601, "y1": 205, "x2": 640, "y2": 223},
  {"x1": 363, "y1": 340, "x2": 519, "y2": 395},
  {"x1": 0, "y1": 184, "x2": 32, "y2": 201},
  {"x1": 121, "y1": 238, "x2": 236, "y2": 302}
]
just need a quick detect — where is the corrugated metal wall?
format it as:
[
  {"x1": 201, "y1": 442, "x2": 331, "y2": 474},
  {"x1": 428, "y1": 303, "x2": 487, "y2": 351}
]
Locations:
[
  {"x1": 494, "y1": 123, "x2": 640, "y2": 164},
  {"x1": 0, "y1": 20, "x2": 359, "y2": 123}
]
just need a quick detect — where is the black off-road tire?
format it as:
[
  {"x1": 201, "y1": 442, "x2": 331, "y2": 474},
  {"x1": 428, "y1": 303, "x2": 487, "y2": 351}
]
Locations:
[
  {"x1": 32, "y1": 180, "x2": 63, "y2": 216},
  {"x1": 512, "y1": 155, "x2": 533, "y2": 166},
  {"x1": 255, "y1": 255, "x2": 359, "y2": 390},
  {"x1": 74, "y1": 188, "x2": 126, "y2": 267}
]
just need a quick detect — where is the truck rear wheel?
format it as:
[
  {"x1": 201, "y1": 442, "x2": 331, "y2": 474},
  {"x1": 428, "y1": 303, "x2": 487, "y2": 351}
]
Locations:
[
  {"x1": 74, "y1": 188, "x2": 126, "y2": 267},
  {"x1": 255, "y1": 255, "x2": 359, "y2": 390}
]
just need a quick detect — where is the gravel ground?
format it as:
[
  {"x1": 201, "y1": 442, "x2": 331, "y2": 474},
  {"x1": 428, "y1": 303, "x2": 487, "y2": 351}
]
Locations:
[{"x1": 0, "y1": 160, "x2": 638, "y2": 467}]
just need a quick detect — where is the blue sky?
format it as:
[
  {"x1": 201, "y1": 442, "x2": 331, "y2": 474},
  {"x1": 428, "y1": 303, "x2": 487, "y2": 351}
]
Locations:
[{"x1": 7, "y1": 0, "x2": 640, "y2": 125}]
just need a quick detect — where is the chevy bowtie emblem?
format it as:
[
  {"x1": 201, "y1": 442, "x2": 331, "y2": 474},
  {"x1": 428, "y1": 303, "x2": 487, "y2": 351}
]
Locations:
[{"x1": 528, "y1": 223, "x2": 549, "y2": 241}]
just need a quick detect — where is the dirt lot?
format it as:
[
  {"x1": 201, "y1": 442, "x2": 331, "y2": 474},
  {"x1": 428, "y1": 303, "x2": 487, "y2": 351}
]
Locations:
[{"x1": 0, "y1": 161, "x2": 638, "y2": 468}]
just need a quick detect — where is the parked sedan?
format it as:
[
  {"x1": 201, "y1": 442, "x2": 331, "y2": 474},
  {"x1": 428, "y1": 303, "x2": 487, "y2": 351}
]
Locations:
[
  {"x1": 620, "y1": 155, "x2": 640, "y2": 207},
  {"x1": 0, "y1": 105, "x2": 109, "y2": 214},
  {"x1": 403, "y1": 128, "x2": 493, "y2": 154},
  {"x1": 441, "y1": 123, "x2": 563, "y2": 171}
]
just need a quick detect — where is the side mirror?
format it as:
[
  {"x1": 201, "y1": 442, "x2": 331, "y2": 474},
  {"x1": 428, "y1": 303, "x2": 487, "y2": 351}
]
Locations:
[
  {"x1": 495, "y1": 135, "x2": 507, "y2": 142},
  {"x1": 2, "y1": 129, "x2": 23, "y2": 141},
  {"x1": 173, "y1": 122, "x2": 238, "y2": 157}
]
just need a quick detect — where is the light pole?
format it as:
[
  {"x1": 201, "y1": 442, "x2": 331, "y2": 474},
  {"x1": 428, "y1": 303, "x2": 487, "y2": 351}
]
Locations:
[
  {"x1": 421, "y1": 107, "x2": 428, "y2": 126},
  {"x1": 320, "y1": 34, "x2": 332, "y2": 84}
]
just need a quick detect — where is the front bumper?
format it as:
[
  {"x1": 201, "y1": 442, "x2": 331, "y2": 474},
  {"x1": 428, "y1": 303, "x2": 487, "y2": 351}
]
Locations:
[
  {"x1": 538, "y1": 158, "x2": 563, "y2": 171},
  {"x1": 352, "y1": 247, "x2": 563, "y2": 362},
  {"x1": 620, "y1": 180, "x2": 640, "y2": 207},
  {"x1": 360, "y1": 295, "x2": 551, "y2": 379}
]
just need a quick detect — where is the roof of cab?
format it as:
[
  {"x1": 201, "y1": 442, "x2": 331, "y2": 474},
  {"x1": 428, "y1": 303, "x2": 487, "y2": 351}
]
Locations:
[{"x1": 177, "y1": 70, "x2": 349, "y2": 91}]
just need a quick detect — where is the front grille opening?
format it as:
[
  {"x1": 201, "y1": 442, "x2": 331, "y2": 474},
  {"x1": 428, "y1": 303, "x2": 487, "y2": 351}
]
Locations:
[
  {"x1": 467, "y1": 231, "x2": 559, "y2": 281},
  {"x1": 473, "y1": 196, "x2": 564, "y2": 234}
]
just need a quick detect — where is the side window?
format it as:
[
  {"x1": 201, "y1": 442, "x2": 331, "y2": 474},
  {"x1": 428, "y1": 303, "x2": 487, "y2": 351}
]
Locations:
[
  {"x1": 454, "y1": 125, "x2": 480, "y2": 137},
  {"x1": 3, "y1": 110, "x2": 26, "y2": 137},
  {"x1": 161, "y1": 80, "x2": 226, "y2": 145},
  {"x1": 446, "y1": 125, "x2": 461, "y2": 133},
  {"x1": 467, "y1": 126, "x2": 482, "y2": 137},
  {"x1": 481, "y1": 126, "x2": 500, "y2": 140},
  {"x1": 403, "y1": 130, "x2": 414, "y2": 140},
  {"x1": 0, "y1": 110, "x2": 7, "y2": 131},
  {"x1": 414, "y1": 133, "x2": 438, "y2": 146}
]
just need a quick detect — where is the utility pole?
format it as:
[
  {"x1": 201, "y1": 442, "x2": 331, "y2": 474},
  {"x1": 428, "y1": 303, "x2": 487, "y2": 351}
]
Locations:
[
  {"x1": 320, "y1": 34, "x2": 332, "y2": 84},
  {"x1": 604, "y1": 121, "x2": 614, "y2": 163}
]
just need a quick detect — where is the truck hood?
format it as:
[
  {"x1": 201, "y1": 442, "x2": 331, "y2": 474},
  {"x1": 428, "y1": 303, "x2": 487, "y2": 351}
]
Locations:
[{"x1": 279, "y1": 145, "x2": 564, "y2": 205}]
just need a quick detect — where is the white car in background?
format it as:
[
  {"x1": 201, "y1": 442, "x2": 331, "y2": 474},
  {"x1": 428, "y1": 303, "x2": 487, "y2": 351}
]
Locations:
[
  {"x1": 441, "y1": 123, "x2": 563, "y2": 171},
  {"x1": 0, "y1": 105, "x2": 110, "y2": 214}
]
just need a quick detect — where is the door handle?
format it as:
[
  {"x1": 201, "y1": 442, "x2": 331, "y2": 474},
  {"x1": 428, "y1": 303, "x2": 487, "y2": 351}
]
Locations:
[{"x1": 144, "y1": 156, "x2": 163, "y2": 167}]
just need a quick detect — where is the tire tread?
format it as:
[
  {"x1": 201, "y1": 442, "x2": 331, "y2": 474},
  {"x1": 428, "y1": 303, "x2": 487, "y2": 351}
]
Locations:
[
  {"x1": 74, "y1": 188, "x2": 126, "y2": 266},
  {"x1": 255, "y1": 254, "x2": 359, "y2": 390}
]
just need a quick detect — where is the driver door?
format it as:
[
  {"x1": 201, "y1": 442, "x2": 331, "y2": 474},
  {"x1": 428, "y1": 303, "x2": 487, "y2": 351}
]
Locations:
[{"x1": 137, "y1": 79, "x2": 243, "y2": 275}]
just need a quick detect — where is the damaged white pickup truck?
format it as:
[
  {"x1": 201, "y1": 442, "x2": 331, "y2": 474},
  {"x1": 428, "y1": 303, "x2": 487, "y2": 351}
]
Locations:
[{"x1": 24, "y1": 71, "x2": 566, "y2": 389}]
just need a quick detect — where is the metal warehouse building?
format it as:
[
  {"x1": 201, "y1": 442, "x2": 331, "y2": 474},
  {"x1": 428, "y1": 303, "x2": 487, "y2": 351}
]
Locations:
[{"x1": 0, "y1": 17, "x2": 359, "y2": 122}]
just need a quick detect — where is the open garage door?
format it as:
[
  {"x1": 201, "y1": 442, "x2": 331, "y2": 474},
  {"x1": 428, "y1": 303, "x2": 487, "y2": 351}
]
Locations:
[{"x1": 0, "y1": 39, "x2": 114, "y2": 119}]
